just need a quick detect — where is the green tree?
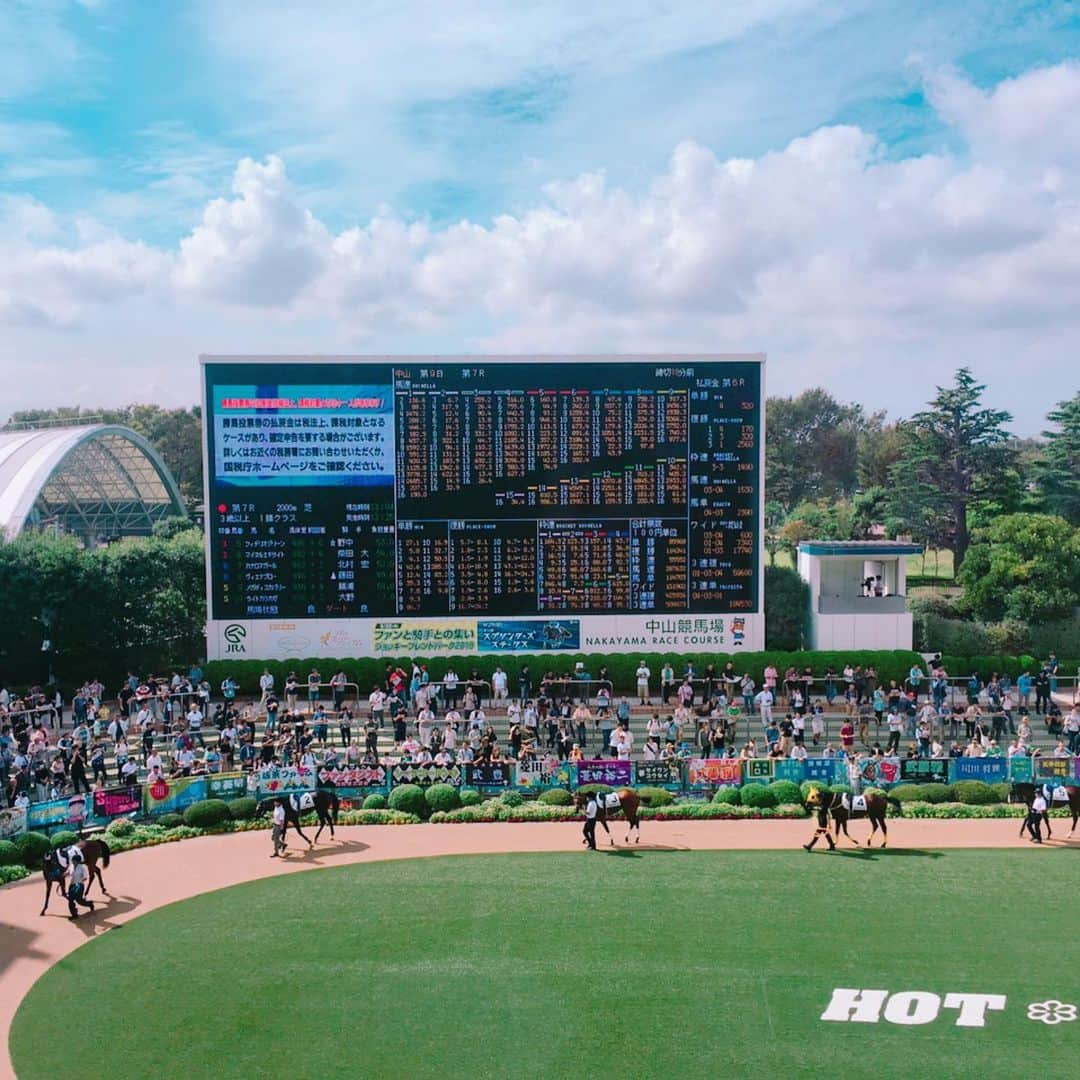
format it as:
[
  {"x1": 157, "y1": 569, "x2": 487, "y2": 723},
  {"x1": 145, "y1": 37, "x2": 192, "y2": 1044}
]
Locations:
[
  {"x1": 885, "y1": 368, "x2": 1014, "y2": 567},
  {"x1": 778, "y1": 499, "x2": 854, "y2": 558},
  {"x1": 957, "y1": 513, "x2": 1080, "y2": 624},
  {"x1": 1034, "y1": 392, "x2": 1080, "y2": 525},
  {"x1": 856, "y1": 415, "x2": 909, "y2": 489},
  {"x1": 765, "y1": 389, "x2": 865, "y2": 510},
  {"x1": 764, "y1": 565, "x2": 809, "y2": 649}
]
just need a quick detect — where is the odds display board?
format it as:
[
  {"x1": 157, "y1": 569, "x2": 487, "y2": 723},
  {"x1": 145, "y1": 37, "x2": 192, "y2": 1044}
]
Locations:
[{"x1": 201, "y1": 355, "x2": 764, "y2": 659}]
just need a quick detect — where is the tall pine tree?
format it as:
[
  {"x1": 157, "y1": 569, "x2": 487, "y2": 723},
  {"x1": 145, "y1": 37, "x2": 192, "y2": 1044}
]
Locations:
[
  {"x1": 1035, "y1": 392, "x2": 1080, "y2": 525},
  {"x1": 885, "y1": 368, "x2": 1013, "y2": 568}
]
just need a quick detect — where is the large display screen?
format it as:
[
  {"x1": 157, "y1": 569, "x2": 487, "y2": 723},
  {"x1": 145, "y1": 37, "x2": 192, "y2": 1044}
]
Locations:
[{"x1": 202, "y1": 357, "x2": 762, "y2": 628}]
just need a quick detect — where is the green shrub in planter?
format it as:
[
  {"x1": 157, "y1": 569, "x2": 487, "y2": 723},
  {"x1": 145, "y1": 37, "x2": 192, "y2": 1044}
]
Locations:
[
  {"x1": 712, "y1": 787, "x2": 741, "y2": 806},
  {"x1": 362, "y1": 794, "x2": 387, "y2": 810},
  {"x1": 458, "y1": 788, "x2": 482, "y2": 807},
  {"x1": 16, "y1": 831, "x2": 51, "y2": 869},
  {"x1": 183, "y1": 799, "x2": 232, "y2": 828},
  {"x1": 229, "y1": 797, "x2": 258, "y2": 820},
  {"x1": 948, "y1": 780, "x2": 998, "y2": 805},
  {"x1": 740, "y1": 783, "x2": 777, "y2": 808},
  {"x1": 890, "y1": 785, "x2": 927, "y2": 802},
  {"x1": 387, "y1": 784, "x2": 427, "y2": 818},
  {"x1": 106, "y1": 818, "x2": 136, "y2": 837},
  {"x1": 425, "y1": 784, "x2": 461, "y2": 813},
  {"x1": 768, "y1": 780, "x2": 802, "y2": 805},
  {"x1": 156, "y1": 813, "x2": 184, "y2": 828},
  {"x1": 800, "y1": 780, "x2": 830, "y2": 802},
  {"x1": 636, "y1": 787, "x2": 675, "y2": 807},
  {"x1": 915, "y1": 783, "x2": 951, "y2": 804},
  {"x1": 50, "y1": 830, "x2": 79, "y2": 850},
  {"x1": 0, "y1": 839, "x2": 21, "y2": 866},
  {"x1": 990, "y1": 782, "x2": 1011, "y2": 803},
  {"x1": 500, "y1": 790, "x2": 524, "y2": 808},
  {"x1": 537, "y1": 788, "x2": 573, "y2": 806},
  {"x1": 828, "y1": 784, "x2": 852, "y2": 796}
]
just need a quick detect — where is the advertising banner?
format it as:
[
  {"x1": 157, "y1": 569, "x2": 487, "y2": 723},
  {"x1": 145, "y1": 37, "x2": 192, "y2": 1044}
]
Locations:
[
  {"x1": 900, "y1": 758, "x2": 949, "y2": 785},
  {"x1": 1007, "y1": 757, "x2": 1034, "y2": 782},
  {"x1": 634, "y1": 760, "x2": 682, "y2": 789},
  {"x1": 1034, "y1": 758, "x2": 1073, "y2": 783},
  {"x1": 465, "y1": 763, "x2": 512, "y2": 788},
  {"x1": 575, "y1": 761, "x2": 633, "y2": 787},
  {"x1": 687, "y1": 759, "x2": 742, "y2": 788},
  {"x1": 515, "y1": 757, "x2": 572, "y2": 790},
  {"x1": 803, "y1": 758, "x2": 841, "y2": 785},
  {"x1": 206, "y1": 772, "x2": 248, "y2": 801},
  {"x1": 0, "y1": 806, "x2": 27, "y2": 840},
  {"x1": 246, "y1": 766, "x2": 316, "y2": 801},
  {"x1": 949, "y1": 759, "x2": 1008, "y2": 784},
  {"x1": 743, "y1": 759, "x2": 774, "y2": 782},
  {"x1": 477, "y1": 620, "x2": 580, "y2": 653},
  {"x1": 372, "y1": 621, "x2": 477, "y2": 656},
  {"x1": 27, "y1": 794, "x2": 89, "y2": 831},
  {"x1": 317, "y1": 765, "x2": 389, "y2": 794},
  {"x1": 144, "y1": 776, "x2": 208, "y2": 816},
  {"x1": 389, "y1": 763, "x2": 463, "y2": 788},
  {"x1": 773, "y1": 760, "x2": 806, "y2": 784},
  {"x1": 92, "y1": 785, "x2": 142, "y2": 819}
]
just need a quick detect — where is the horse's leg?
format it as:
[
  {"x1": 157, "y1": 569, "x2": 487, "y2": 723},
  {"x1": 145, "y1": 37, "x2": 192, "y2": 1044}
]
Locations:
[
  {"x1": 879, "y1": 815, "x2": 888, "y2": 848},
  {"x1": 866, "y1": 817, "x2": 877, "y2": 848},
  {"x1": 1044, "y1": 812, "x2": 1052, "y2": 840},
  {"x1": 40, "y1": 879, "x2": 51, "y2": 916},
  {"x1": 94, "y1": 857, "x2": 108, "y2": 896},
  {"x1": 294, "y1": 819, "x2": 313, "y2": 847},
  {"x1": 1070, "y1": 806, "x2": 1078, "y2": 837},
  {"x1": 843, "y1": 817, "x2": 858, "y2": 847},
  {"x1": 313, "y1": 813, "x2": 325, "y2": 844},
  {"x1": 82, "y1": 861, "x2": 94, "y2": 902}
]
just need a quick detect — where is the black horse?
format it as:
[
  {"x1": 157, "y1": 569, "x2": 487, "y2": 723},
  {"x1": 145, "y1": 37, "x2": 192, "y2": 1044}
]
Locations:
[
  {"x1": 257, "y1": 789, "x2": 340, "y2": 846},
  {"x1": 40, "y1": 839, "x2": 111, "y2": 915},
  {"x1": 1011, "y1": 782, "x2": 1080, "y2": 839}
]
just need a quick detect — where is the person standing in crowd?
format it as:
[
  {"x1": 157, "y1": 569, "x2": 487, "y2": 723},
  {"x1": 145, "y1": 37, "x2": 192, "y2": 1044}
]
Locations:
[
  {"x1": 258, "y1": 668, "x2": 275, "y2": 710},
  {"x1": 635, "y1": 660, "x2": 651, "y2": 705},
  {"x1": 331, "y1": 670, "x2": 348, "y2": 712}
]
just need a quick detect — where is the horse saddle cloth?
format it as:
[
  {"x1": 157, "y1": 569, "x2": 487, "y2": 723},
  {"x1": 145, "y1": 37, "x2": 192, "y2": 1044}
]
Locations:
[
  {"x1": 1050, "y1": 786, "x2": 1070, "y2": 803},
  {"x1": 842, "y1": 794, "x2": 867, "y2": 812},
  {"x1": 600, "y1": 792, "x2": 621, "y2": 811},
  {"x1": 290, "y1": 792, "x2": 315, "y2": 812}
]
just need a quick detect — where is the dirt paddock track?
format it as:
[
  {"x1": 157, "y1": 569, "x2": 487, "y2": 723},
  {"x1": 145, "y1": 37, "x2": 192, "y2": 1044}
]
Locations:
[{"x1": 1, "y1": 819, "x2": 1073, "y2": 1078}]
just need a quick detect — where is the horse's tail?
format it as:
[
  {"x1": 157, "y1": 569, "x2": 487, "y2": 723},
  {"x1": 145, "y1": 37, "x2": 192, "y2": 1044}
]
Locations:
[
  {"x1": 887, "y1": 797, "x2": 902, "y2": 817},
  {"x1": 97, "y1": 840, "x2": 111, "y2": 867}
]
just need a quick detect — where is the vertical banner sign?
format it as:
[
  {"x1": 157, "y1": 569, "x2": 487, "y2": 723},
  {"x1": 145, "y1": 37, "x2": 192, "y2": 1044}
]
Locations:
[
  {"x1": 0, "y1": 806, "x2": 27, "y2": 839},
  {"x1": 687, "y1": 759, "x2": 742, "y2": 788},
  {"x1": 515, "y1": 757, "x2": 572, "y2": 790},
  {"x1": 206, "y1": 773, "x2": 248, "y2": 800},
  {"x1": 1007, "y1": 757, "x2": 1034, "y2": 783},
  {"x1": 92, "y1": 785, "x2": 142, "y2": 819},
  {"x1": 465, "y1": 763, "x2": 512, "y2": 788},
  {"x1": 575, "y1": 761, "x2": 633, "y2": 787},
  {"x1": 634, "y1": 761, "x2": 683, "y2": 789}
]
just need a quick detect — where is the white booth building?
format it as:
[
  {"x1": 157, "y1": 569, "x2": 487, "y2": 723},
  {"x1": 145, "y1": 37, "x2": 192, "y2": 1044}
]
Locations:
[{"x1": 796, "y1": 540, "x2": 923, "y2": 651}]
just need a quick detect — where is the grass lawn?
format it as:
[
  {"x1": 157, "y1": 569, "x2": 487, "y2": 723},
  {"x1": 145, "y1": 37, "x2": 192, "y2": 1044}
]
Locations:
[{"x1": 11, "y1": 849, "x2": 1077, "y2": 1079}]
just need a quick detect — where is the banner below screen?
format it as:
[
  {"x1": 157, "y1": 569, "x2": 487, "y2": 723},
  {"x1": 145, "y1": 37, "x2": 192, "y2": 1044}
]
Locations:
[
  {"x1": 93, "y1": 785, "x2": 142, "y2": 819},
  {"x1": 575, "y1": 761, "x2": 632, "y2": 787}
]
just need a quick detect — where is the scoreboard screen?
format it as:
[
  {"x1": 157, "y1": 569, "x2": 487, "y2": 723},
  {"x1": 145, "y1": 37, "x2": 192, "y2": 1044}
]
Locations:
[{"x1": 202, "y1": 356, "x2": 764, "y2": 657}]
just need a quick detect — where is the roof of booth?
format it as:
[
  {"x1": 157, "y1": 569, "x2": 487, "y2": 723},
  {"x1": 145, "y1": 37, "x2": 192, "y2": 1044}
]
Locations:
[{"x1": 797, "y1": 540, "x2": 923, "y2": 557}]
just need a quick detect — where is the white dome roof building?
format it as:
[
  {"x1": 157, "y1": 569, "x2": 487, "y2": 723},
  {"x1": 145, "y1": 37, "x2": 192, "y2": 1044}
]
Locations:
[{"x1": 0, "y1": 423, "x2": 187, "y2": 545}]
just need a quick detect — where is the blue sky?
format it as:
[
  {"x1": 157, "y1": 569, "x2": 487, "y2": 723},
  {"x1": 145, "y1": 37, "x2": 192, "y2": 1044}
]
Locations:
[{"x1": 1, "y1": 1, "x2": 1078, "y2": 430}]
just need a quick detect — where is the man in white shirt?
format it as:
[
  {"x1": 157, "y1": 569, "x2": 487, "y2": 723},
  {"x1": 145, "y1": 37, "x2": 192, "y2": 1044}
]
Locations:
[
  {"x1": 583, "y1": 795, "x2": 598, "y2": 850},
  {"x1": 611, "y1": 724, "x2": 633, "y2": 761},
  {"x1": 635, "y1": 662, "x2": 651, "y2": 705},
  {"x1": 121, "y1": 757, "x2": 139, "y2": 784},
  {"x1": 755, "y1": 688, "x2": 774, "y2": 725},
  {"x1": 469, "y1": 707, "x2": 486, "y2": 731},
  {"x1": 259, "y1": 669, "x2": 275, "y2": 709},
  {"x1": 790, "y1": 742, "x2": 808, "y2": 761},
  {"x1": 417, "y1": 706, "x2": 435, "y2": 748},
  {"x1": 491, "y1": 666, "x2": 508, "y2": 701},
  {"x1": 442, "y1": 723, "x2": 457, "y2": 751},
  {"x1": 186, "y1": 703, "x2": 204, "y2": 747},
  {"x1": 1027, "y1": 790, "x2": 1048, "y2": 843},
  {"x1": 368, "y1": 687, "x2": 386, "y2": 728},
  {"x1": 66, "y1": 851, "x2": 95, "y2": 919},
  {"x1": 271, "y1": 799, "x2": 287, "y2": 857}
]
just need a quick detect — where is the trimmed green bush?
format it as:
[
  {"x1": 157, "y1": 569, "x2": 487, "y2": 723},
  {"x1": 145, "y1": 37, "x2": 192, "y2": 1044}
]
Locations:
[
  {"x1": 828, "y1": 784, "x2": 852, "y2": 796},
  {"x1": 228, "y1": 796, "x2": 258, "y2": 820},
  {"x1": 800, "y1": 779, "x2": 828, "y2": 801},
  {"x1": 636, "y1": 786, "x2": 675, "y2": 807},
  {"x1": 458, "y1": 788, "x2": 482, "y2": 807},
  {"x1": 183, "y1": 799, "x2": 232, "y2": 828},
  {"x1": 500, "y1": 790, "x2": 524, "y2": 808},
  {"x1": 15, "y1": 831, "x2": 52, "y2": 869},
  {"x1": 768, "y1": 780, "x2": 803, "y2": 805},
  {"x1": 387, "y1": 784, "x2": 427, "y2": 818},
  {"x1": 574, "y1": 784, "x2": 614, "y2": 797},
  {"x1": 50, "y1": 830, "x2": 78, "y2": 850},
  {"x1": 890, "y1": 785, "x2": 927, "y2": 802},
  {"x1": 990, "y1": 782, "x2": 1011, "y2": 803},
  {"x1": 537, "y1": 788, "x2": 573, "y2": 806},
  {"x1": 362, "y1": 794, "x2": 387, "y2": 810},
  {"x1": 425, "y1": 784, "x2": 461, "y2": 813},
  {"x1": 712, "y1": 787, "x2": 741, "y2": 805},
  {"x1": 0, "y1": 864, "x2": 32, "y2": 884},
  {"x1": 740, "y1": 783, "x2": 777, "y2": 808},
  {"x1": 156, "y1": 813, "x2": 183, "y2": 828},
  {"x1": 0, "y1": 839, "x2": 21, "y2": 866},
  {"x1": 106, "y1": 818, "x2": 135, "y2": 837},
  {"x1": 914, "y1": 783, "x2": 951, "y2": 804},
  {"x1": 948, "y1": 780, "x2": 999, "y2": 805}
]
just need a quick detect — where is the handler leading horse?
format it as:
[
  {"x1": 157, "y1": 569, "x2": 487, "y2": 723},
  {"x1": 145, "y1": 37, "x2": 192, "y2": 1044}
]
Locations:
[
  {"x1": 1011, "y1": 782, "x2": 1079, "y2": 839},
  {"x1": 256, "y1": 788, "x2": 340, "y2": 847},
  {"x1": 574, "y1": 788, "x2": 642, "y2": 844},
  {"x1": 805, "y1": 786, "x2": 902, "y2": 848},
  {"x1": 40, "y1": 839, "x2": 112, "y2": 915}
]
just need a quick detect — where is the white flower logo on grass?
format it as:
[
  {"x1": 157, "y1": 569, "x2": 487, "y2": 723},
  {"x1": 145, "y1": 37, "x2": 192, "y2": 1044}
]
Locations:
[{"x1": 1026, "y1": 1000, "x2": 1077, "y2": 1025}]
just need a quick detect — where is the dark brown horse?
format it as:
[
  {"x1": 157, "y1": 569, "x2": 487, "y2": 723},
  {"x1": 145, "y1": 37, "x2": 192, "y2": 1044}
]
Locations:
[
  {"x1": 574, "y1": 788, "x2": 642, "y2": 844},
  {"x1": 40, "y1": 839, "x2": 111, "y2": 915},
  {"x1": 805, "y1": 786, "x2": 902, "y2": 848},
  {"x1": 1011, "y1": 783, "x2": 1080, "y2": 839},
  {"x1": 256, "y1": 789, "x2": 340, "y2": 846}
]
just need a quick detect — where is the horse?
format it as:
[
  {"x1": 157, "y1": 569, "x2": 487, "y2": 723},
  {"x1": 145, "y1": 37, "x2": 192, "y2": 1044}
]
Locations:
[
  {"x1": 256, "y1": 789, "x2": 340, "y2": 847},
  {"x1": 574, "y1": 788, "x2": 642, "y2": 844},
  {"x1": 1011, "y1": 782, "x2": 1080, "y2": 839},
  {"x1": 805, "y1": 785, "x2": 902, "y2": 848},
  {"x1": 40, "y1": 839, "x2": 112, "y2": 915}
]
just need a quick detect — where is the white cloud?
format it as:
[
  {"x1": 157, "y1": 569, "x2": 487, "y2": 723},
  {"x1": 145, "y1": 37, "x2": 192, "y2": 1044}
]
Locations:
[{"x1": 3, "y1": 62, "x2": 1080, "y2": 430}]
